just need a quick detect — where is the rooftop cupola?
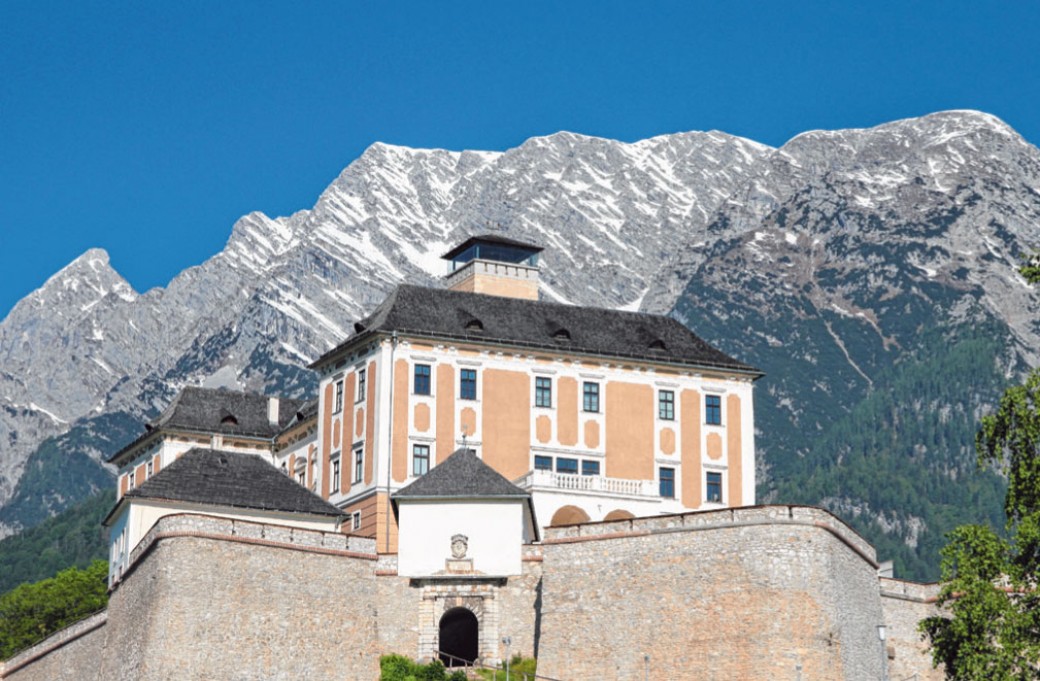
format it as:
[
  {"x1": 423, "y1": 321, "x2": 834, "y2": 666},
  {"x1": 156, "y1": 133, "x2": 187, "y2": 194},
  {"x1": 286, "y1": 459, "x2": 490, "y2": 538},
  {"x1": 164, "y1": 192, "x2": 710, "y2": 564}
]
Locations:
[{"x1": 441, "y1": 234, "x2": 543, "y2": 300}]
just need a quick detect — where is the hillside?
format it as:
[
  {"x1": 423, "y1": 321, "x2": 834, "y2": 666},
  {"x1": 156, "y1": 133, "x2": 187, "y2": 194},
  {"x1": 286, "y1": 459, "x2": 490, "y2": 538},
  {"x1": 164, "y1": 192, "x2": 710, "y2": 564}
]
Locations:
[{"x1": 2, "y1": 110, "x2": 1039, "y2": 580}]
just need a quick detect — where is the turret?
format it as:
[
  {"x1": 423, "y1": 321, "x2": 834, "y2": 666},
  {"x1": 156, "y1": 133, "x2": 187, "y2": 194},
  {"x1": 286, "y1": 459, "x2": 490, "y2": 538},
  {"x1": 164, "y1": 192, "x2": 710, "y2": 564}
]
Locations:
[{"x1": 442, "y1": 234, "x2": 543, "y2": 300}]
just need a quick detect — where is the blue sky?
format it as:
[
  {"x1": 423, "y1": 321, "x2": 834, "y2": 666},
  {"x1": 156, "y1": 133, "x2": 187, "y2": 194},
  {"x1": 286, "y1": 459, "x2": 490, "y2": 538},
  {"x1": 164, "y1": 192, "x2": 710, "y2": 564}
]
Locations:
[{"x1": 1, "y1": 1, "x2": 1038, "y2": 318}]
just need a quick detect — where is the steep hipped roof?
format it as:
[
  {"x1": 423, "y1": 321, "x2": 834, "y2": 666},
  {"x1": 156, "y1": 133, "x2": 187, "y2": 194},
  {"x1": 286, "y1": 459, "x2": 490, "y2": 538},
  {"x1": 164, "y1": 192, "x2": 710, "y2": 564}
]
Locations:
[
  {"x1": 441, "y1": 234, "x2": 544, "y2": 260},
  {"x1": 110, "y1": 387, "x2": 307, "y2": 463},
  {"x1": 311, "y1": 284, "x2": 760, "y2": 374},
  {"x1": 392, "y1": 448, "x2": 530, "y2": 501},
  {"x1": 107, "y1": 449, "x2": 344, "y2": 523}
]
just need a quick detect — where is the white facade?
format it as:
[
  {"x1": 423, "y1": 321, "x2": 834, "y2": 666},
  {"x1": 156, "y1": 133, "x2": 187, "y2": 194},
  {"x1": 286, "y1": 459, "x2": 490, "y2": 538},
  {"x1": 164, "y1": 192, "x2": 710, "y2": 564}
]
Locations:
[{"x1": 396, "y1": 499, "x2": 530, "y2": 577}]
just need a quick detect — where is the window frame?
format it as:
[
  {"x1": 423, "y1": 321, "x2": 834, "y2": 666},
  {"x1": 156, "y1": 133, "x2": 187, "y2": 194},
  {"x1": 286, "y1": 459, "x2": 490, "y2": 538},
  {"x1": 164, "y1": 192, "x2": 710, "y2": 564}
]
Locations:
[
  {"x1": 353, "y1": 447, "x2": 364, "y2": 484},
  {"x1": 581, "y1": 460, "x2": 600, "y2": 476},
  {"x1": 706, "y1": 471, "x2": 723, "y2": 503},
  {"x1": 460, "y1": 369, "x2": 478, "y2": 400},
  {"x1": 414, "y1": 364, "x2": 431, "y2": 396},
  {"x1": 556, "y1": 457, "x2": 578, "y2": 475},
  {"x1": 582, "y1": 381, "x2": 600, "y2": 413},
  {"x1": 331, "y1": 458, "x2": 341, "y2": 492},
  {"x1": 356, "y1": 368, "x2": 367, "y2": 403},
  {"x1": 535, "y1": 376, "x2": 553, "y2": 408},
  {"x1": 352, "y1": 511, "x2": 362, "y2": 531},
  {"x1": 705, "y1": 394, "x2": 722, "y2": 425},
  {"x1": 658, "y1": 390, "x2": 675, "y2": 421},
  {"x1": 412, "y1": 444, "x2": 431, "y2": 477},
  {"x1": 534, "y1": 455, "x2": 553, "y2": 471},
  {"x1": 659, "y1": 466, "x2": 676, "y2": 498},
  {"x1": 333, "y1": 379, "x2": 344, "y2": 414}
]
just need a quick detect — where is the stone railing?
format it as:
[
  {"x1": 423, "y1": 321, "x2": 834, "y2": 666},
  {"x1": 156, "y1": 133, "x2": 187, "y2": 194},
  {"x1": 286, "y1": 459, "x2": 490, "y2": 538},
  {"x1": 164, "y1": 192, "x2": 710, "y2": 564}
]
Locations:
[
  {"x1": 445, "y1": 259, "x2": 539, "y2": 287},
  {"x1": 514, "y1": 469, "x2": 658, "y2": 498}
]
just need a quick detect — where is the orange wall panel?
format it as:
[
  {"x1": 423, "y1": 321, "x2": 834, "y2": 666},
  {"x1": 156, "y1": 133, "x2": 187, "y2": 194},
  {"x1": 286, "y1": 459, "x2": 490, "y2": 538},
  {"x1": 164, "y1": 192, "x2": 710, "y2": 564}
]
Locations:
[
  {"x1": 535, "y1": 415, "x2": 552, "y2": 444},
  {"x1": 461, "y1": 407, "x2": 477, "y2": 437},
  {"x1": 727, "y1": 394, "x2": 743, "y2": 506},
  {"x1": 681, "y1": 389, "x2": 702, "y2": 508},
  {"x1": 365, "y1": 361, "x2": 377, "y2": 485},
  {"x1": 152, "y1": 455, "x2": 161, "y2": 475},
  {"x1": 707, "y1": 433, "x2": 723, "y2": 460},
  {"x1": 660, "y1": 427, "x2": 676, "y2": 455},
  {"x1": 414, "y1": 403, "x2": 431, "y2": 432},
  {"x1": 605, "y1": 382, "x2": 654, "y2": 480},
  {"x1": 436, "y1": 365, "x2": 456, "y2": 463},
  {"x1": 482, "y1": 368, "x2": 532, "y2": 481},
  {"x1": 584, "y1": 420, "x2": 600, "y2": 449},
  {"x1": 558, "y1": 377, "x2": 578, "y2": 446},
  {"x1": 392, "y1": 358, "x2": 409, "y2": 483}
]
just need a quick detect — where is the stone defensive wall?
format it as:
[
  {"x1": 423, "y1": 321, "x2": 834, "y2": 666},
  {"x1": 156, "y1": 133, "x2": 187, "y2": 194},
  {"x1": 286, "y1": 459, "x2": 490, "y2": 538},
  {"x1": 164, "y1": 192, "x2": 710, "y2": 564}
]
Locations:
[
  {"x1": 536, "y1": 505, "x2": 888, "y2": 681},
  {"x1": 2, "y1": 514, "x2": 381, "y2": 681},
  {"x1": 879, "y1": 577, "x2": 943, "y2": 681}
]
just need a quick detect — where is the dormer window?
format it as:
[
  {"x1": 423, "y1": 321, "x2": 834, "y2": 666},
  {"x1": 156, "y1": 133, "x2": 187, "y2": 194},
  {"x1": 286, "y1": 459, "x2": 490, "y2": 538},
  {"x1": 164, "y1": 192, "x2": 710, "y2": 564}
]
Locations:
[
  {"x1": 552, "y1": 328, "x2": 571, "y2": 343},
  {"x1": 219, "y1": 410, "x2": 238, "y2": 426},
  {"x1": 465, "y1": 319, "x2": 484, "y2": 333},
  {"x1": 649, "y1": 339, "x2": 667, "y2": 351}
]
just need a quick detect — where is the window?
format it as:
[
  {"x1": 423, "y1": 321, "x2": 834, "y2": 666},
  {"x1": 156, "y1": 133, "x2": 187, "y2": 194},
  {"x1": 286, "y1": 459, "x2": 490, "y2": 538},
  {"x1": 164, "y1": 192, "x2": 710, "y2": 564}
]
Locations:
[
  {"x1": 706, "y1": 471, "x2": 723, "y2": 502},
  {"x1": 414, "y1": 364, "x2": 431, "y2": 395},
  {"x1": 460, "y1": 369, "x2": 477, "y2": 400},
  {"x1": 146, "y1": 460, "x2": 153, "y2": 478},
  {"x1": 413, "y1": 444, "x2": 430, "y2": 476},
  {"x1": 127, "y1": 472, "x2": 135, "y2": 490},
  {"x1": 583, "y1": 382, "x2": 600, "y2": 413},
  {"x1": 281, "y1": 462, "x2": 288, "y2": 475},
  {"x1": 297, "y1": 470, "x2": 306, "y2": 485},
  {"x1": 334, "y1": 379, "x2": 344, "y2": 413},
  {"x1": 356, "y1": 369, "x2": 367, "y2": 402},
  {"x1": 659, "y1": 467, "x2": 675, "y2": 498},
  {"x1": 581, "y1": 460, "x2": 600, "y2": 476},
  {"x1": 352, "y1": 511, "x2": 362, "y2": 531},
  {"x1": 556, "y1": 457, "x2": 578, "y2": 475},
  {"x1": 659, "y1": 390, "x2": 675, "y2": 420},
  {"x1": 535, "y1": 376, "x2": 553, "y2": 408},
  {"x1": 353, "y1": 447, "x2": 364, "y2": 483},
  {"x1": 706, "y1": 395, "x2": 722, "y2": 425},
  {"x1": 534, "y1": 455, "x2": 553, "y2": 471},
  {"x1": 331, "y1": 459, "x2": 341, "y2": 492}
]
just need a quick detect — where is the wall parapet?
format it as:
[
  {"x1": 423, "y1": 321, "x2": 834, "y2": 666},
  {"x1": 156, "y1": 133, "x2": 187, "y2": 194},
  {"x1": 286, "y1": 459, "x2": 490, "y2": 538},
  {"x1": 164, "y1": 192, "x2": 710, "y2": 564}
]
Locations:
[
  {"x1": 880, "y1": 577, "x2": 940, "y2": 603},
  {"x1": 117, "y1": 513, "x2": 378, "y2": 587},
  {"x1": 542, "y1": 504, "x2": 877, "y2": 566},
  {"x1": 0, "y1": 610, "x2": 107, "y2": 677}
]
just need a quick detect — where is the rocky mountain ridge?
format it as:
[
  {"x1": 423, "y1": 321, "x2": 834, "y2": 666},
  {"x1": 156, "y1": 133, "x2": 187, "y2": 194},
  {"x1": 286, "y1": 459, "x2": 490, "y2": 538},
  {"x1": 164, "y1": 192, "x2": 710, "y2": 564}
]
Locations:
[{"x1": 1, "y1": 110, "x2": 1038, "y2": 577}]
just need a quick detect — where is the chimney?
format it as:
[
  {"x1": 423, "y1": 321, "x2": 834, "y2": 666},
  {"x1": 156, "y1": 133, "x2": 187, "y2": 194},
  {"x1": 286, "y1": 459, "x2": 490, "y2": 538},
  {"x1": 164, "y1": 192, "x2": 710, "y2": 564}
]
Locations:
[
  {"x1": 441, "y1": 235, "x2": 543, "y2": 300},
  {"x1": 267, "y1": 397, "x2": 280, "y2": 427}
]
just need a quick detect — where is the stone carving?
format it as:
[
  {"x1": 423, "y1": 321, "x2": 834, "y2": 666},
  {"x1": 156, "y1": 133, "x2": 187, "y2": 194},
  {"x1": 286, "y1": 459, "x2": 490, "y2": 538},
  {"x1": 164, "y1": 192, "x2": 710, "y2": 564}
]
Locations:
[{"x1": 451, "y1": 534, "x2": 468, "y2": 560}]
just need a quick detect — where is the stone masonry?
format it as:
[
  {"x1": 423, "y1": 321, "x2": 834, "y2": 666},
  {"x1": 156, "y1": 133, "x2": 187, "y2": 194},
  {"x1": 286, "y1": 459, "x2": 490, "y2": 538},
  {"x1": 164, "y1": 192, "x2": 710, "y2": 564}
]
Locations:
[{"x1": 1, "y1": 506, "x2": 941, "y2": 680}]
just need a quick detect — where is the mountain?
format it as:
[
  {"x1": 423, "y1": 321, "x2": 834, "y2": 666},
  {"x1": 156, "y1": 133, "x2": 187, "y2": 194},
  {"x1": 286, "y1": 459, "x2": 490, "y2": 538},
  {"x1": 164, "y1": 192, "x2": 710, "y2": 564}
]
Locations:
[{"x1": 1, "y1": 110, "x2": 1038, "y2": 579}]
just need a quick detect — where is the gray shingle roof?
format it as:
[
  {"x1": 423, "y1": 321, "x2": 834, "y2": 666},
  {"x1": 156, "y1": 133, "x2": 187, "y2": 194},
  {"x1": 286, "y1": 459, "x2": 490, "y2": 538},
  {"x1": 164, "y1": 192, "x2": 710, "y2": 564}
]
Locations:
[
  {"x1": 110, "y1": 387, "x2": 307, "y2": 463},
  {"x1": 312, "y1": 284, "x2": 760, "y2": 374},
  {"x1": 392, "y1": 448, "x2": 529, "y2": 501},
  {"x1": 115, "y1": 448, "x2": 344, "y2": 519}
]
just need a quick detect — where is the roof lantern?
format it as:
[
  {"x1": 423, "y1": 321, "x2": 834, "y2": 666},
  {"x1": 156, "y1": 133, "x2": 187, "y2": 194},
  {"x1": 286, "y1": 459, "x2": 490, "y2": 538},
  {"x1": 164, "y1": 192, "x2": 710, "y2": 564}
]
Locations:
[{"x1": 441, "y1": 234, "x2": 543, "y2": 301}]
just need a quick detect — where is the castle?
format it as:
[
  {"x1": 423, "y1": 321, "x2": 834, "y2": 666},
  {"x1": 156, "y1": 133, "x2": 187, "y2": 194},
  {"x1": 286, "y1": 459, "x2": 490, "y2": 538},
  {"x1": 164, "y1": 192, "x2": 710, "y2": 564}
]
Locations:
[{"x1": 0, "y1": 236, "x2": 942, "y2": 680}]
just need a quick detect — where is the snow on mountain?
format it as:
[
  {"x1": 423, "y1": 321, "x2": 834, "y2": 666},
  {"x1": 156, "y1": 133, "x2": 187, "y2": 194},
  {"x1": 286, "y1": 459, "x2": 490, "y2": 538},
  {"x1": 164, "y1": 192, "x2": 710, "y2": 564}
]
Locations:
[{"x1": 1, "y1": 110, "x2": 1039, "y2": 550}]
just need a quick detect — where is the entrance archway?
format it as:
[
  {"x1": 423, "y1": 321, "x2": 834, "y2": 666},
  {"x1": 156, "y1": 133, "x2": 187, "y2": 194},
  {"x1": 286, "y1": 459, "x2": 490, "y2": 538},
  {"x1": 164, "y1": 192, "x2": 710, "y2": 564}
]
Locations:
[{"x1": 439, "y1": 607, "x2": 479, "y2": 666}]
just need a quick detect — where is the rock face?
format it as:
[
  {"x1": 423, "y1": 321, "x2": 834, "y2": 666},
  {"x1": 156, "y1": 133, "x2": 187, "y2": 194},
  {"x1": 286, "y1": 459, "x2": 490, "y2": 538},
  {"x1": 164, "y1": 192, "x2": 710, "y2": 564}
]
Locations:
[{"x1": 1, "y1": 110, "x2": 1038, "y2": 578}]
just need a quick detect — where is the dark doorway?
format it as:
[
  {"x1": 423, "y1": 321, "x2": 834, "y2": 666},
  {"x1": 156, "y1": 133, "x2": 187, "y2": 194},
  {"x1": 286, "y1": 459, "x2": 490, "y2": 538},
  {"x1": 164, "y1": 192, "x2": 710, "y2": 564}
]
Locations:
[{"x1": 439, "y1": 607, "x2": 479, "y2": 666}]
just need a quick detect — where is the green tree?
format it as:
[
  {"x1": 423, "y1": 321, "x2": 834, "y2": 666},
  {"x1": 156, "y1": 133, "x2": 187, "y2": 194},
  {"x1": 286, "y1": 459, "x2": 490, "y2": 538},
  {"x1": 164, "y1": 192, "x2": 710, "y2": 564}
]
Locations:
[
  {"x1": 0, "y1": 560, "x2": 108, "y2": 660},
  {"x1": 921, "y1": 369, "x2": 1040, "y2": 679}
]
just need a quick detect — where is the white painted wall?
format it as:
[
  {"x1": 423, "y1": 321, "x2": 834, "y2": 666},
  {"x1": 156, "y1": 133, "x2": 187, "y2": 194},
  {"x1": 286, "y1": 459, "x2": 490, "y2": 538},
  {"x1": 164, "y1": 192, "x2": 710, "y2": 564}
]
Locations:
[{"x1": 397, "y1": 499, "x2": 524, "y2": 577}]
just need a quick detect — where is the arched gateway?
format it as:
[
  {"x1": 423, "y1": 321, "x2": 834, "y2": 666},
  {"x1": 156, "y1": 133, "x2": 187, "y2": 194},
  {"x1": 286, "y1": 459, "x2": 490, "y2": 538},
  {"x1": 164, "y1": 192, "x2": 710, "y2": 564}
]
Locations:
[{"x1": 439, "y1": 607, "x2": 479, "y2": 666}]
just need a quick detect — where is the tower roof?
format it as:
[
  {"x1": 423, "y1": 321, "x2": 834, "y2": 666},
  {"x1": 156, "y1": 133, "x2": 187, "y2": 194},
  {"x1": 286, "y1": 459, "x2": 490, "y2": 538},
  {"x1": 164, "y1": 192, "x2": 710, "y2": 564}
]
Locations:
[
  {"x1": 440, "y1": 234, "x2": 543, "y2": 261},
  {"x1": 392, "y1": 447, "x2": 529, "y2": 501}
]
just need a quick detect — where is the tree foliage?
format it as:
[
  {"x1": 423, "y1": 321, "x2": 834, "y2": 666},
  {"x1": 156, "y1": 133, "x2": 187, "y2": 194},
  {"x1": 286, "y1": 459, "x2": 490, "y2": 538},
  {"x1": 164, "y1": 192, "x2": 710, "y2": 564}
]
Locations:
[
  {"x1": 0, "y1": 560, "x2": 108, "y2": 660},
  {"x1": 921, "y1": 368, "x2": 1040, "y2": 679}
]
